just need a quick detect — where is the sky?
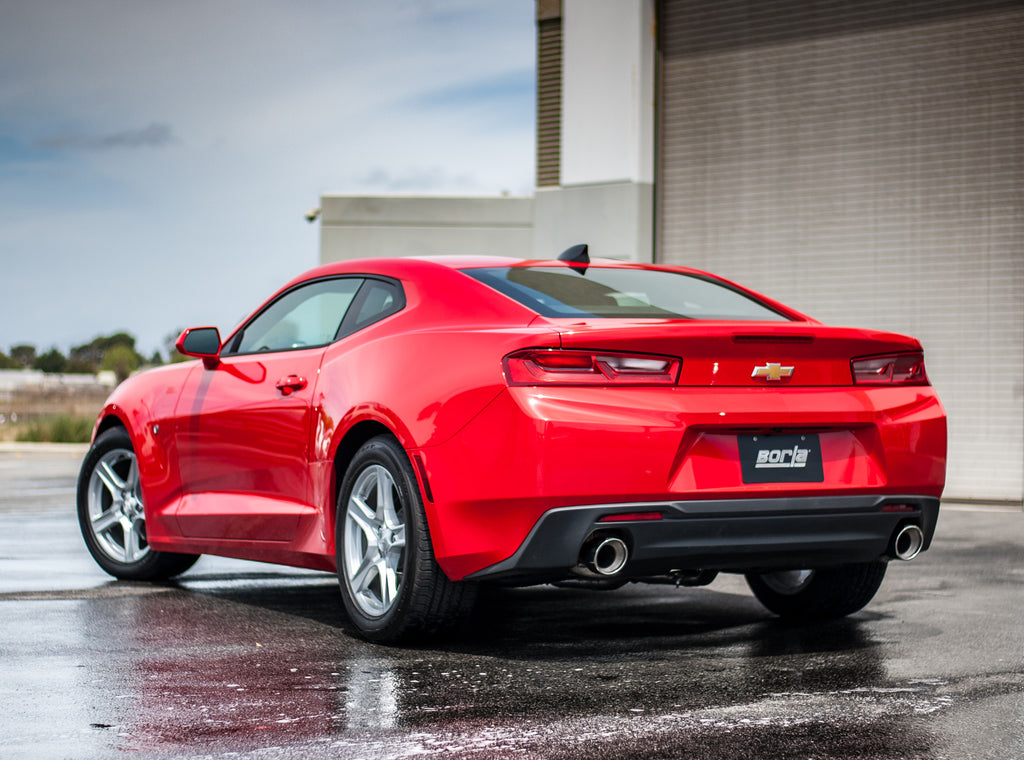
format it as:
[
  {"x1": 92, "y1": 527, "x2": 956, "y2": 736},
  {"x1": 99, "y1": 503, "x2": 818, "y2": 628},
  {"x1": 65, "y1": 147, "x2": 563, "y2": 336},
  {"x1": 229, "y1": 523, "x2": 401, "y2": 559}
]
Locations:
[{"x1": 0, "y1": 0, "x2": 536, "y2": 359}]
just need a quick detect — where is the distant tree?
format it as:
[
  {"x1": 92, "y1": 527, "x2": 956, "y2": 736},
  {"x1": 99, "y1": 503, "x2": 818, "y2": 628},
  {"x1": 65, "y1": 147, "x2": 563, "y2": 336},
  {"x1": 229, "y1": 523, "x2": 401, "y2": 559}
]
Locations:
[
  {"x1": 148, "y1": 350, "x2": 164, "y2": 366},
  {"x1": 103, "y1": 332, "x2": 136, "y2": 349},
  {"x1": 69, "y1": 341, "x2": 101, "y2": 368},
  {"x1": 0, "y1": 351, "x2": 20, "y2": 369},
  {"x1": 33, "y1": 347, "x2": 67, "y2": 373},
  {"x1": 101, "y1": 344, "x2": 140, "y2": 383},
  {"x1": 70, "y1": 332, "x2": 144, "y2": 375},
  {"x1": 10, "y1": 344, "x2": 36, "y2": 368}
]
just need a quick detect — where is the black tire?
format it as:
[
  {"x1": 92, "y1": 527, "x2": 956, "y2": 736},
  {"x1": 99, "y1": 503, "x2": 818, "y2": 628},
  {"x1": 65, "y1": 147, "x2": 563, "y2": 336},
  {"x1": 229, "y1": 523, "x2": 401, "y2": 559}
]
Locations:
[
  {"x1": 77, "y1": 427, "x2": 200, "y2": 580},
  {"x1": 336, "y1": 435, "x2": 476, "y2": 643},
  {"x1": 745, "y1": 562, "x2": 888, "y2": 620}
]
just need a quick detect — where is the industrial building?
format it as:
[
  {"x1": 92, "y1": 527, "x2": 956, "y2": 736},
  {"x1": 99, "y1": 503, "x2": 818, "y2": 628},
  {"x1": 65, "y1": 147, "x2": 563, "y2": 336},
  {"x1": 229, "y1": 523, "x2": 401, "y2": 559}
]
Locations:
[{"x1": 320, "y1": 0, "x2": 1023, "y2": 503}]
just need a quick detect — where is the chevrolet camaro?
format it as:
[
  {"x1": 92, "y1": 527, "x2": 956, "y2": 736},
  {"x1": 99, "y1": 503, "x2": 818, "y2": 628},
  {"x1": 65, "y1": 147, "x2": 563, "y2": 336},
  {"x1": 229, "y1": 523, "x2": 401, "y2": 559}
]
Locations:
[{"x1": 77, "y1": 247, "x2": 946, "y2": 642}]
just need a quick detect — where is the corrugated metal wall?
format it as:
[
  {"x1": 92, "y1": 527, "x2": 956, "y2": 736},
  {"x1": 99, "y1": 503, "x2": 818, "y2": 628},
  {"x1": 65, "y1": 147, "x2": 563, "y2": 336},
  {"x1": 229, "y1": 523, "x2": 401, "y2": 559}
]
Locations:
[
  {"x1": 537, "y1": 2, "x2": 563, "y2": 187},
  {"x1": 657, "y1": 0, "x2": 1024, "y2": 501}
]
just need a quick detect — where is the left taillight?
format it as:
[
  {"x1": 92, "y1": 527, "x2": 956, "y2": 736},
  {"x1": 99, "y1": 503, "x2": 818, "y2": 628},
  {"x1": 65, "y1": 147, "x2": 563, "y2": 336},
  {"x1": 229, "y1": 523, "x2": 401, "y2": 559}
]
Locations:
[
  {"x1": 504, "y1": 349, "x2": 681, "y2": 386},
  {"x1": 851, "y1": 352, "x2": 929, "y2": 386}
]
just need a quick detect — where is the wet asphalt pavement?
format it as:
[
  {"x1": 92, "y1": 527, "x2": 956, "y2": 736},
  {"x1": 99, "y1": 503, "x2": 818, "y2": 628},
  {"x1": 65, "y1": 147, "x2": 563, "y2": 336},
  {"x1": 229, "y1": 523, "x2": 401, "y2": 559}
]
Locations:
[{"x1": 0, "y1": 444, "x2": 1022, "y2": 759}]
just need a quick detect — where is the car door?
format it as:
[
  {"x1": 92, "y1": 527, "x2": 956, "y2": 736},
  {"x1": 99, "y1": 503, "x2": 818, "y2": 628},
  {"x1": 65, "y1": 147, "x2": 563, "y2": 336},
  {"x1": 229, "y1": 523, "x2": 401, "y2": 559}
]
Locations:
[{"x1": 172, "y1": 277, "x2": 364, "y2": 541}]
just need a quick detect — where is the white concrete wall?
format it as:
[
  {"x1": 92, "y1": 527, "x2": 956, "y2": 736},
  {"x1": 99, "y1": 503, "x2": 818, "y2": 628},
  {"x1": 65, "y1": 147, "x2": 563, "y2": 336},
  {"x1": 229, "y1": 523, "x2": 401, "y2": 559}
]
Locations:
[
  {"x1": 561, "y1": 0, "x2": 655, "y2": 185},
  {"x1": 533, "y1": 182, "x2": 652, "y2": 261},
  {"x1": 533, "y1": 0, "x2": 656, "y2": 262},
  {"x1": 320, "y1": 196, "x2": 534, "y2": 263},
  {"x1": 0, "y1": 370, "x2": 115, "y2": 391}
]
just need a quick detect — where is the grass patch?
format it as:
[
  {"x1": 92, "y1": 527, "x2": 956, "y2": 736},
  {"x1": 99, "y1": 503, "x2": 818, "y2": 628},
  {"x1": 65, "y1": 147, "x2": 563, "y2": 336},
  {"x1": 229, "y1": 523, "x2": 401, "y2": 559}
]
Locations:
[{"x1": 15, "y1": 415, "x2": 94, "y2": 444}]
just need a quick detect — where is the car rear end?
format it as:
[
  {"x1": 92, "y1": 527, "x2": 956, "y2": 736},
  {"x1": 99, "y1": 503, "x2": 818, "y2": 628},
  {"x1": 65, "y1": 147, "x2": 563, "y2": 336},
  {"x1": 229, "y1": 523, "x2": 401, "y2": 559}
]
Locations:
[{"x1": 417, "y1": 261, "x2": 946, "y2": 587}]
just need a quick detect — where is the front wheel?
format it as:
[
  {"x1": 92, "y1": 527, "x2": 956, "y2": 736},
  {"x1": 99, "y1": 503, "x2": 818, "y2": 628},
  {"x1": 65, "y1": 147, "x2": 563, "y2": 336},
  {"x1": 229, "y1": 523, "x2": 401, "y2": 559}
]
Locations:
[
  {"x1": 336, "y1": 435, "x2": 475, "y2": 643},
  {"x1": 745, "y1": 562, "x2": 888, "y2": 620},
  {"x1": 77, "y1": 427, "x2": 200, "y2": 580}
]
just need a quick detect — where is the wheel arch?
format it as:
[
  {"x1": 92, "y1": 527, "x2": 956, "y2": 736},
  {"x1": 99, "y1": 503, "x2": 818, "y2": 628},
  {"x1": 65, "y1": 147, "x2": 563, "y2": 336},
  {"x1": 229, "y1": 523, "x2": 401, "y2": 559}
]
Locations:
[
  {"x1": 329, "y1": 420, "x2": 403, "y2": 547},
  {"x1": 94, "y1": 410, "x2": 128, "y2": 440},
  {"x1": 89, "y1": 407, "x2": 170, "y2": 517},
  {"x1": 77, "y1": 420, "x2": 200, "y2": 580},
  {"x1": 91, "y1": 407, "x2": 148, "y2": 464},
  {"x1": 329, "y1": 422, "x2": 475, "y2": 641}
]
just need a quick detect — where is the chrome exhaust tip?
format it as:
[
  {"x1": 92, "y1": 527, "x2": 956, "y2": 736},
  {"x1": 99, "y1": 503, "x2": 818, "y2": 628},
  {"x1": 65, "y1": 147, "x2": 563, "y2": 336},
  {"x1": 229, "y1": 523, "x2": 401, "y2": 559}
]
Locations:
[
  {"x1": 893, "y1": 524, "x2": 925, "y2": 561},
  {"x1": 582, "y1": 535, "x2": 629, "y2": 577}
]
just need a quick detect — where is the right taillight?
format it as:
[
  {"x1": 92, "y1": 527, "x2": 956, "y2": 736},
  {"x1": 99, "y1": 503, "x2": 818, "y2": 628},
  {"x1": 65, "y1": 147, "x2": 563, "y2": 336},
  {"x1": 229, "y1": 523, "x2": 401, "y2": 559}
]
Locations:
[{"x1": 851, "y1": 352, "x2": 929, "y2": 385}]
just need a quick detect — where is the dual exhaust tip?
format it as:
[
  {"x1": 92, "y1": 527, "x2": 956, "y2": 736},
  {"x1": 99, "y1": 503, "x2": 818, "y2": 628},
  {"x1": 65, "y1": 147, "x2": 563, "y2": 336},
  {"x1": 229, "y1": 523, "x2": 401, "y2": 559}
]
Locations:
[{"x1": 577, "y1": 522, "x2": 924, "y2": 577}]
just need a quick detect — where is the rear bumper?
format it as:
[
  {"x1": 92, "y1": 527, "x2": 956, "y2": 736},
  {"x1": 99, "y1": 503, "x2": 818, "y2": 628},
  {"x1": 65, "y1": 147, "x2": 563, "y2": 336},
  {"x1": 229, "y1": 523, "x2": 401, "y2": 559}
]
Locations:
[
  {"x1": 466, "y1": 494, "x2": 940, "y2": 582},
  {"x1": 419, "y1": 384, "x2": 945, "y2": 580}
]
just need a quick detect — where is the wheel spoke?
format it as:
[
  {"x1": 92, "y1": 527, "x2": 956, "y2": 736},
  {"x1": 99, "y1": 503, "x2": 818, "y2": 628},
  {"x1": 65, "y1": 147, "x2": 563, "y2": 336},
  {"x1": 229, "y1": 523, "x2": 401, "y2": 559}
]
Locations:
[
  {"x1": 350, "y1": 491, "x2": 376, "y2": 522},
  {"x1": 348, "y1": 495, "x2": 379, "y2": 538},
  {"x1": 375, "y1": 468, "x2": 394, "y2": 521},
  {"x1": 123, "y1": 519, "x2": 146, "y2": 563},
  {"x1": 91, "y1": 507, "x2": 122, "y2": 535},
  {"x1": 380, "y1": 559, "x2": 397, "y2": 607},
  {"x1": 95, "y1": 460, "x2": 126, "y2": 498},
  {"x1": 350, "y1": 552, "x2": 378, "y2": 597}
]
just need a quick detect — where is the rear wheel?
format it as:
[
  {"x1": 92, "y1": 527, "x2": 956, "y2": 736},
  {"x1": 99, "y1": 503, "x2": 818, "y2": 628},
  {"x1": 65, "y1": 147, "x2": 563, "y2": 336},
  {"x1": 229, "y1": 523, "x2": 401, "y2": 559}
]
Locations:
[
  {"x1": 336, "y1": 435, "x2": 475, "y2": 643},
  {"x1": 745, "y1": 562, "x2": 887, "y2": 620},
  {"x1": 77, "y1": 427, "x2": 200, "y2": 580}
]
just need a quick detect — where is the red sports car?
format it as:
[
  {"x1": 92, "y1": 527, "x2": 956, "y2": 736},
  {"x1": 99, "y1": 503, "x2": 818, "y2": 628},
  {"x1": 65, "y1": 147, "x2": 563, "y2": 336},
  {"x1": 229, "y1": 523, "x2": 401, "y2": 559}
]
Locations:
[{"x1": 77, "y1": 248, "x2": 946, "y2": 642}]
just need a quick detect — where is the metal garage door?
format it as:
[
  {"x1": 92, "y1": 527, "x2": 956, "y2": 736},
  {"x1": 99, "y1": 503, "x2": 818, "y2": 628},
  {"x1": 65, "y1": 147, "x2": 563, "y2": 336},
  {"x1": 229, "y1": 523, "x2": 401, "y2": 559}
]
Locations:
[{"x1": 656, "y1": 0, "x2": 1024, "y2": 502}]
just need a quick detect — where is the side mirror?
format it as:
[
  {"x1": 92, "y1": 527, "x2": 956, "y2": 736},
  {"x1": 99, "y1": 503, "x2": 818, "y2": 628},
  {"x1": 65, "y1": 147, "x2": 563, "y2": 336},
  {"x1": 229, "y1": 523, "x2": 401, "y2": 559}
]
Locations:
[{"x1": 175, "y1": 327, "x2": 222, "y2": 368}]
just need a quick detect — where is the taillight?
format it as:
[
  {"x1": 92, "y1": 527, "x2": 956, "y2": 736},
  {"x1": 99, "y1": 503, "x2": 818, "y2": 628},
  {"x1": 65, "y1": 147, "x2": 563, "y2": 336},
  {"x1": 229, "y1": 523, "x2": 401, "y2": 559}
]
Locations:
[
  {"x1": 851, "y1": 352, "x2": 929, "y2": 385},
  {"x1": 504, "y1": 349, "x2": 681, "y2": 386}
]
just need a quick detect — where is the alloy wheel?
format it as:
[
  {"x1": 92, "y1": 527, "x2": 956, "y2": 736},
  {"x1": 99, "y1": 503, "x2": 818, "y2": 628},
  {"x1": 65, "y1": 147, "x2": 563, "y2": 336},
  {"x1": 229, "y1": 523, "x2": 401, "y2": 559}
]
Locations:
[
  {"x1": 342, "y1": 464, "x2": 408, "y2": 617},
  {"x1": 85, "y1": 447, "x2": 150, "y2": 564}
]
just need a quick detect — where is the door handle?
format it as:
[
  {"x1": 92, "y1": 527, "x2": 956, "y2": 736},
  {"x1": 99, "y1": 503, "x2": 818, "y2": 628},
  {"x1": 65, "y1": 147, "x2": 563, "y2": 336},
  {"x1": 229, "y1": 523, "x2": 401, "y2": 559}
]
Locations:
[{"x1": 275, "y1": 375, "x2": 308, "y2": 395}]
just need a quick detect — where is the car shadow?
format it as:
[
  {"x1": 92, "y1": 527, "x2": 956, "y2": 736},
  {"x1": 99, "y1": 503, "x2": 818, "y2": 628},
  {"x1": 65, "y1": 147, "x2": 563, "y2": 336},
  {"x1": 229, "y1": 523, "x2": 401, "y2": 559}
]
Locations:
[{"x1": 167, "y1": 569, "x2": 882, "y2": 663}]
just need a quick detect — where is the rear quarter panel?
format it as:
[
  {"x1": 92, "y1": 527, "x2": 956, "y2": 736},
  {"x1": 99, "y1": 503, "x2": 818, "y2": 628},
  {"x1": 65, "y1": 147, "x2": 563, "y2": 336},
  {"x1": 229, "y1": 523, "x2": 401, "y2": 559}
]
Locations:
[{"x1": 308, "y1": 263, "x2": 561, "y2": 552}]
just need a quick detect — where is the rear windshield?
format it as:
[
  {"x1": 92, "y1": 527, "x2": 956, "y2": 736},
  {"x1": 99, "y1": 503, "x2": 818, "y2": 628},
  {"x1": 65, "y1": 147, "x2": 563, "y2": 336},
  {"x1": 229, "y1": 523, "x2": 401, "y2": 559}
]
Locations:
[{"x1": 463, "y1": 266, "x2": 791, "y2": 321}]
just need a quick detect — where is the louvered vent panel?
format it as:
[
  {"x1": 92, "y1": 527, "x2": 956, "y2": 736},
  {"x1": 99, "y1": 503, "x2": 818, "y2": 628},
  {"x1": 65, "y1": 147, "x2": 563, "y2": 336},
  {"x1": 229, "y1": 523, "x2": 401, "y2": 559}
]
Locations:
[{"x1": 537, "y1": 16, "x2": 562, "y2": 187}]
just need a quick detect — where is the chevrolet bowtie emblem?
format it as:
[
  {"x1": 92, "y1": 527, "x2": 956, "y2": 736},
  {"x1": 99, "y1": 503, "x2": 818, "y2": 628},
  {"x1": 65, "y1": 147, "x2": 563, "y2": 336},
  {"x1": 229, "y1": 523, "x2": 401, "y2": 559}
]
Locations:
[{"x1": 752, "y1": 363, "x2": 794, "y2": 381}]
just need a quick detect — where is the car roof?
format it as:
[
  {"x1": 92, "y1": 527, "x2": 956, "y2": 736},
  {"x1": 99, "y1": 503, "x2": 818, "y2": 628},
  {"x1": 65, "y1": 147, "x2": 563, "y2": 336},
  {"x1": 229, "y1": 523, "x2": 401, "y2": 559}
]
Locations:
[
  {"x1": 242, "y1": 254, "x2": 812, "y2": 332},
  {"x1": 294, "y1": 255, "x2": 714, "y2": 282}
]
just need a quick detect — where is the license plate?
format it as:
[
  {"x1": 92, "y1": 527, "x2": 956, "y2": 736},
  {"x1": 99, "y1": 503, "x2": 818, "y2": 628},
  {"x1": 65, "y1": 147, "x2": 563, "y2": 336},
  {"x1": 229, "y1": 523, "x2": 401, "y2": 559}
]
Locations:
[{"x1": 738, "y1": 434, "x2": 824, "y2": 484}]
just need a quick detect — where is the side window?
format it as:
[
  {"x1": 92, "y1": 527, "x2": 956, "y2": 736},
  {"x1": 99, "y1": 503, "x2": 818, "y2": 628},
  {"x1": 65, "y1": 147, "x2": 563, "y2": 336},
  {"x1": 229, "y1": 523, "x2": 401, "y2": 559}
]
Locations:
[
  {"x1": 337, "y1": 278, "x2": 406, "y2": 337},
  {"x1": 229, "y1": 278, "x2": 363, "y2": 355},
  {"x1": 352, "y1": 279, "x2": 402, "y2": 328}
]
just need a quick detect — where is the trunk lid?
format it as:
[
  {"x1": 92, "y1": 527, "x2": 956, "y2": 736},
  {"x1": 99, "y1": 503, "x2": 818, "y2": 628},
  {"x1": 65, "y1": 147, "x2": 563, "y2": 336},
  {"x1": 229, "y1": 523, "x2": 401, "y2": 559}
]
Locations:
[{"x1": 551, "y1": 320, "x2": 922, "y2": 387}]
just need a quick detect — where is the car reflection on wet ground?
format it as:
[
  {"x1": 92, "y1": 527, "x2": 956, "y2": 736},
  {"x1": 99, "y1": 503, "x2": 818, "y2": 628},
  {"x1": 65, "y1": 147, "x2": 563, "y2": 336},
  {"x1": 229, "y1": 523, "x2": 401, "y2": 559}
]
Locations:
[{"x1": 0, "y1": 445, "x2": 1021, "y2": 759}]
